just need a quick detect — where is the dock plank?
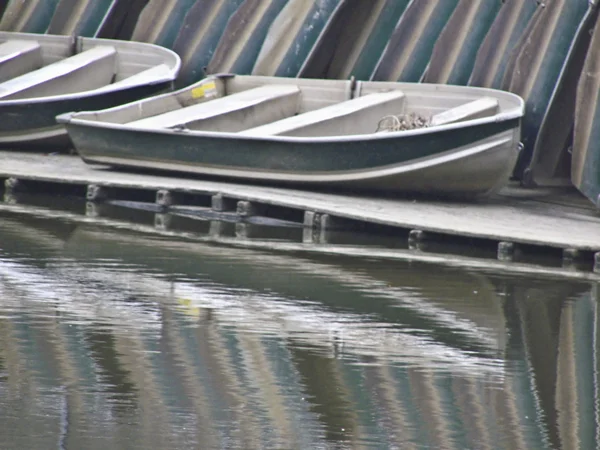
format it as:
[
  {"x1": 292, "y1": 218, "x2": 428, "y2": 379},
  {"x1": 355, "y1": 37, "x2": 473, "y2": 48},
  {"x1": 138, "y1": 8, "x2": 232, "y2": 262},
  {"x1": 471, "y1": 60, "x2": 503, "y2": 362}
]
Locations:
[{"x1": 0, "y1": 151, "x2": 599, "y2": 251}]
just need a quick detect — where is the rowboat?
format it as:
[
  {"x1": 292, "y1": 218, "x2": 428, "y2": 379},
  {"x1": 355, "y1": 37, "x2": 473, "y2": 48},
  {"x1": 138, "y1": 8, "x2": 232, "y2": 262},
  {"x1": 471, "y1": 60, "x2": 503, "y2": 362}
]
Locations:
[
  {"x1": 371, "y1": 0, "x2": 459, "y2": 82},
  {"x1": 171, "y1": 0, "x2": 244, "y2": 87},
  {"x1": 500, "y1": 0, "x2": 589, "y2": 181},
  {"x1": 297, "y1": 0, "x2": 411, "y2": 80},
  {"x1": 0, "y1": 0, "x2": 61, "y2": 34},
  {"x1": 47, "y1": 0, "x2": 130, "y2": 38},
  {"x1": 206, "y1": 0, "x2": 289, "y2": 76},
  {"x1": 573, "y1": 4, "x2": 600, "y2": 210},
  {"x1": 0, "y1": 31, "x2": 180, "y2": 148},
  {"x1": 58, "y1": 74, "x2": 524, "y2": 198},
  {"x1": 129, "y1": 0, "x2": 197, "y2": 49},
  {"x1": 422, "y1": 0, "x2": 501, "y2": 86},
  {"x1": 251, "y1": 0, "x2": 343, "y2": 78}
]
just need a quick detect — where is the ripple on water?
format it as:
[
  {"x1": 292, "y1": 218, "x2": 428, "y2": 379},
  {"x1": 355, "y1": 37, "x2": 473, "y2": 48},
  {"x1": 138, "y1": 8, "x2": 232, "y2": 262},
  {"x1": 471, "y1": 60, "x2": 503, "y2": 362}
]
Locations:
[{"x1": 0, "y1": 213, "x2": 596, "y2": 449}]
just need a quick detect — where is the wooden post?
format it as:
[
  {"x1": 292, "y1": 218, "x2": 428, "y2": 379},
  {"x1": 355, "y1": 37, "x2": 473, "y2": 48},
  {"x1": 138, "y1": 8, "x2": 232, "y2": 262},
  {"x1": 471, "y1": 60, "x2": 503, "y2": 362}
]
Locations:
[
  {"x1": 562, "y1": 248, "x2": 585, "y2": 269},
  {"x1": 85, "y1": 201, "x2": 105, "y2": 217},
  {"x1": 4, "y1": 177, "x2": 23, "y2": 193},
  {"x1": 497, "y1": 241, "x2": 516, "y2": 261},
  {"x1": 237, "y1": 200, "x2": 266, "y2": 217},
  {"x1": 86, "y1": 184, "x2": 108, "y2": 202},
  {"x1": 154, "y1": 213, "x2": 171, "y2": 230},
  {"x1": 302, "y1": 212, "x2": 339, "y2": 244},
  {"x1": 156, "y1": 189, "x2": 175, "y2": 207},
  {"x1": 317, "y1": 214, "x2": 339, "y2": 244},
  {"x1": 408, "y1": 229, "x2": 427, "y2": 250},
  {"x1": 209, "y1": 221, "x2": 226, "y2": 237},
  {"x1": 235, "y1": 223, "x2": 253, "y2": 239},
  {"x1": 303, "y1": 211, "x2": 319, "y2": 243},
  {"x1": 211, "y1": 193, "x2": 236, "y2": 212}
]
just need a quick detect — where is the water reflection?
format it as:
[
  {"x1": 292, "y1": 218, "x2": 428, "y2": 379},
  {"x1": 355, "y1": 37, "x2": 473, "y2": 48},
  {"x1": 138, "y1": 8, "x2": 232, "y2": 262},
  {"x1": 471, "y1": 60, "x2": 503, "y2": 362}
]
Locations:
[{"x1": 0, "y1": 212, "x2": 597, "y2": 449}]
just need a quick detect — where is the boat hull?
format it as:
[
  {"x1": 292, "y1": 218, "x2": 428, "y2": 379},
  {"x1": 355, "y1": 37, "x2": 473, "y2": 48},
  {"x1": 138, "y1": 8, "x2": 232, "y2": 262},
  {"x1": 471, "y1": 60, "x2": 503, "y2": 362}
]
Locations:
[
  {"x1": 371, "y1": 0, "x2": 459, "y2": 82},
  {"x1": 297, "y1": 0, "x2": 410, "y2": 80},
  {"x1": 206, "y1": 0, "x2": 288, "y2": 76},
  {"x1": 63, "y1": 118, "x2": 521, "y2": 198},
  {"x1": 573, "y1": 5, "x2": 600, "y2": 209},
  {"x1": 172, "y1": 0, "x2": 245, "y2": 87},
  {"x1": 0, "y1": 0, "x2": 61, "y2": 33},
  {"x1": 130, "y1": 0, "x2": 196, "y2": 48},
  {"x1": 423, "y1": 0, "x2": 501, "y2": 85},
  {"x1": 501, "y1": 0, "x2": 589, "y2": 180},
  {"x1": 0, "y1": 82, "x2": 173, "y2": 148},
  {"x1": 0, "y1": 31, "x2": 180, "y2": 149}
]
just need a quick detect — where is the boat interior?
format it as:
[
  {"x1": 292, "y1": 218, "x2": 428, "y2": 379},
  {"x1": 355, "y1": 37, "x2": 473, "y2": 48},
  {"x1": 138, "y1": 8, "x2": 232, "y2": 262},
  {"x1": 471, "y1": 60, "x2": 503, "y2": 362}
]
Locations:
[
  {"x1": 70, "y1": 75, "x2": 524, "y2": 138},
  {"x1": 0, "y1": 31, "x2": 179, "y2": 100}
]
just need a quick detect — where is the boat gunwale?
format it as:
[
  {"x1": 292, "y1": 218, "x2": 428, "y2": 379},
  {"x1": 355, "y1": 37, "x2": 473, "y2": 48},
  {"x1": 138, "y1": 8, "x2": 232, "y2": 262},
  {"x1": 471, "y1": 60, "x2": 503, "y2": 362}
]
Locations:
[
  {"x1": 0, "y1": 31, "x2": 181, "y2": 105},
  {"x1": 59, "y1": 107, "x2": 522, "y2": 144}
]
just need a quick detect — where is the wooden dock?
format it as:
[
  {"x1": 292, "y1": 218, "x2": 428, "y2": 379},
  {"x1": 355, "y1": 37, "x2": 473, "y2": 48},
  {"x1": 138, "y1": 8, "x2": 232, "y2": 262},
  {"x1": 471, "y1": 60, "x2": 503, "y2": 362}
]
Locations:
[{"x1": 1, "y1": 151, "x2": 599, "y2": 280}]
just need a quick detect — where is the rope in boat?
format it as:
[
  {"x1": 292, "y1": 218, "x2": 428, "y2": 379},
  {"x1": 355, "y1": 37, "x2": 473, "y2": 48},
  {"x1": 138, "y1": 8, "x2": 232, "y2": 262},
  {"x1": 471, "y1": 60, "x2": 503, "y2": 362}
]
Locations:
[{"x1": 376, "y1": 113, "x2": 430, "y2": 132}]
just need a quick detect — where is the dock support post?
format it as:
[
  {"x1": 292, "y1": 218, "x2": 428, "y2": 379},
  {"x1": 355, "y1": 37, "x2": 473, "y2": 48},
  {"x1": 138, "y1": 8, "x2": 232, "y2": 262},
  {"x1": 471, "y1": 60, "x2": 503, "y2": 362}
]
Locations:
[
  {"x1": 211, "y1": 193, "x2": 236, "y2": 212},
  {"x1": 156, "y1": 190, "x2": 175, "y2": 207},
  {"x1": 318, "y1": 214, "x2": 336, "y2": 243},
  {"x1": 85, "y1": 201, "x2": 105, "y2": 218},
  {"x1": 209, "y1": 194, "x2": 237, "y2": 237},
  {"x1": 4, "y1": 177, "x2": 23, "y2": 193},
  {"x1": 209, "y1": 221, "x2": 225, "y2": 237},
  {"x1": 235, "y1": 223, "x2": 253, "y2": 239},
  {"x1": 498, "y1": 241, "x2": 518, "y2": 261},
  {"x1": 155, "y1": 213, "x2": 171, "y2": 230},
  {"x1": 303, "y1": 211, "x2": 319, "y2": 243},
  {"x1": 562, "y1": 248, "x2": 586, "y2": 269},
  {"x1": 408, "y1": 230, "x2": 428, "y2": 250},
  {"x1": 86, "y1": 184, "x2": 108, "y2": 202},
  {"x1": 237, "y1": 200, "x2": 266, "y2": 217},
  {"x1": 235, "y1": 201, "x2": 263, "y2": 239},
  {"x1": 3, "y1": 192, "x2": 17, "y2": 204},
  {"x1": 303, "y1": 212, "x2": 339, "y2": 244},
  {"x1": 594, "y1": 253, "x2": 600, "y2": 274}
]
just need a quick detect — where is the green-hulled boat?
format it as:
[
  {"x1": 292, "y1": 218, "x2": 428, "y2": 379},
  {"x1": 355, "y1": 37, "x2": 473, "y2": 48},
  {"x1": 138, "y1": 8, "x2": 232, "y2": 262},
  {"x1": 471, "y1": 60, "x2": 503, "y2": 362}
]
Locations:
[
  {"x1": 422, "y1": 0, "x2": 502, "y2": 86},
  {"x1": 129, "y1": 0, "x2": 197, "y2": 49},
  {"x1": 468, "y1": 0, "x2": 539, "y2": 89},
  {"x1": 206, "y1": 0, "x2": 288, "y2": 76},
  {"x1": 251, "y1": 0, "x2": 343, "y2": 77},
  {"x1": 0, "y1": 31, "x2": 180, "y2": 148},
  {"x1": 501, "y1": 0, "x2": 589, "y2": 181},
  {"x1": 296, "y1": 0, "x2": 411, "y2": 80},
  {"x1": 573, "y1": 6, "x2": 600, "y2": 210},
  {"x1": 171, "y1": 0, "x2": 244, "y2": 87},
  {"x1": 58, "y1": 74, "x2": 524, "y2": 198},
  {"x1": 0, "y1": 0, "x2": 61, "y2": 33},
  {"x1": 47, "y1": 0, "x2": 125, "y2": 37},
  {"x1": 371, "y1": 0, "x2": 459, "y2": 82}
]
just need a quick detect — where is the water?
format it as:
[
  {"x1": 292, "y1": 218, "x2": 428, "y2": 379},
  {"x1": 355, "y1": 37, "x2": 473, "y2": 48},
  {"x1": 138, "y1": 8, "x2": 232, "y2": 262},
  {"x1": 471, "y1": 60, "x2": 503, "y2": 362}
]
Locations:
[{"x1": 0, "y1": 210, "x2": 598, "y2": 449}]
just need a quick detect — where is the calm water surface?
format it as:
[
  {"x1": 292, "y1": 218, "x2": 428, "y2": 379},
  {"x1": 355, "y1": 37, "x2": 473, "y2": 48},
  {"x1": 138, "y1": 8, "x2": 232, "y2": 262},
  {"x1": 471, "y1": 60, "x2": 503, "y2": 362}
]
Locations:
[{"x1": 0, "y1": 211, "x2": 597, "y2": 449}]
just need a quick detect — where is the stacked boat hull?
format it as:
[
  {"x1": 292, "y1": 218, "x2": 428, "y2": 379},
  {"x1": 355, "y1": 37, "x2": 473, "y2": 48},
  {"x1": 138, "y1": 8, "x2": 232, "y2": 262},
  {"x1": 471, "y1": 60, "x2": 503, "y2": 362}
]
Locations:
[{"x1": 0, "y1": 31, "x2": 180, "y2": 148}]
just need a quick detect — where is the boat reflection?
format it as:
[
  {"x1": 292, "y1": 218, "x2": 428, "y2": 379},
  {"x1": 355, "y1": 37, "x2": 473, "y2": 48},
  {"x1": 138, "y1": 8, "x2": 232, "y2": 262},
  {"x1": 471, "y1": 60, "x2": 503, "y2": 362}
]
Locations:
[{"x1": 0, "y1": 213, "x2": 597, "y2": 449}]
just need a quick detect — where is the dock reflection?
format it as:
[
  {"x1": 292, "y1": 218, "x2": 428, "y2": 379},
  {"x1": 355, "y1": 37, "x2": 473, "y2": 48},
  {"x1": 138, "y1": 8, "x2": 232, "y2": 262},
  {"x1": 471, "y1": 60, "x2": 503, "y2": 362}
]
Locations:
[{"x1": 0, "y1": 213, "x2": 597, "y2": 449}]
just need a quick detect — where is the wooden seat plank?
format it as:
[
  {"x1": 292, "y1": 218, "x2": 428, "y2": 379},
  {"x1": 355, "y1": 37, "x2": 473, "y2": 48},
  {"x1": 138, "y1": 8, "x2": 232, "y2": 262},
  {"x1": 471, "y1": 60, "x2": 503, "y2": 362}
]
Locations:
[
  {"x1": 0, "y1": 40, "x2": 43, "y2": 83},
  {"x1": 129, "y1": 84, "x2": 301, "y2": 132},
  {"x1": 239, "y1": 90, "x2": 406, "y2": 137},
  {"x1": 430, "y1": 97, "x2": 499, "y2": 126},
  {"x1": 0, "y1": 45, "x2": 116, "y2": 100}
]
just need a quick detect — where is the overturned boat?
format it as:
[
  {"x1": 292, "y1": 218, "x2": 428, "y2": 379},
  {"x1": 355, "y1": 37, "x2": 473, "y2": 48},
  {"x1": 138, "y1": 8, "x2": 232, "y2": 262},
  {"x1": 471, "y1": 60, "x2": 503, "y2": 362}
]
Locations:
[
  {"x1": 58, "y1": 74, "x2": 524, "y2": 198},
  {"x1": 0, "y1": 31, "x2": 180, "y2": 148}
]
